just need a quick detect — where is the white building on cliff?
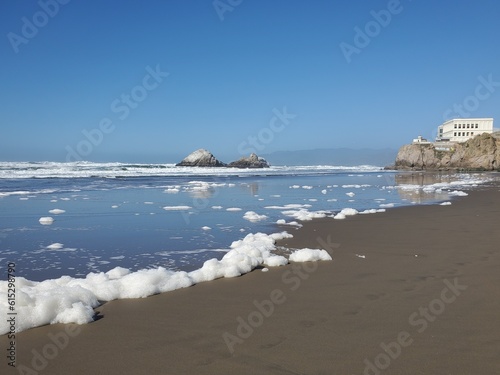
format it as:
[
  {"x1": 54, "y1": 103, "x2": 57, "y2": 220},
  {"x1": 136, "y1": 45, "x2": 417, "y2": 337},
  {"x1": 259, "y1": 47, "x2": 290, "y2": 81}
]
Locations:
[{"x1": 436, "y1": 118, "x2": 494, "y2": 143}]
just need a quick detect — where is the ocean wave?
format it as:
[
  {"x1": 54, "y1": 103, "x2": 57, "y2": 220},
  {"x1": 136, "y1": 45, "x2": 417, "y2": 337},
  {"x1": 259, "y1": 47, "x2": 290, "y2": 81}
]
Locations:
[{"x1": 0, "y1": 161, "x2": 383, "y2": 179}]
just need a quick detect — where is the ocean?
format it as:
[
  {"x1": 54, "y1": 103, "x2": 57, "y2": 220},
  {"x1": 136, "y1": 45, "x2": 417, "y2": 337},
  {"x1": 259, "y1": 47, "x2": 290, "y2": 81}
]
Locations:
[{"x1": 0, "y1": 161, "x2": 493, "y2": 334}]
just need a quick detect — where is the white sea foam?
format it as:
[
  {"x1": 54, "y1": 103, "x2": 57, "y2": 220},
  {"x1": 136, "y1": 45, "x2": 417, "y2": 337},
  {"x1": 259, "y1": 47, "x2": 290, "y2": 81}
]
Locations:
[
  {"x1": 39, "y1": 217, "x2": 54, "y2": 225},
  {"x1": 164, "y1": 187, "x2": 180, "y2": 194},
  {"x1": 346, "y1": 192, "x2": 355, "y2": 197},
  {"x1": 243, "y1": 211, "x2": 268, "y2": 222},
  {"x1": 359, "y1": 208, "x2": 386, "y2": 214},
  {"x1": 265, "y1": 204, "x2": 311, "y2": 210},
  {"x1": 46, "y1": 243, "x2": 64, "y2": 250},
  {"x1": 226, "y1": 207, "x2": 242, "y2": 212},
  {"x1": 333, "y1": 208, "x2": 358, "y2": 220},
  {"x1": 48, "y1": 209, "x2": 65, "y2": 214},
  {"x1": 0, "y1": 231, "x2": 336, "y2": 334},
  {"x1": 281, "y1": 209, "x2": 329, "y2": 221},
  {"x1": 379, "y1": 203, "x2": 395, "y2": 208},
  {"x1": 276, "y1": 219, "x2": 302, "y2": 227},
  {"x1": 440, "y1": 202, "x2": 452, "y2": 205},
  {"x1": 342, "y1": 184, "x2": 370, "y2": 188},
  {"x1": 447, "y1": 190, "x2": 468, "y2": 196},
  {"x1": 289, "y1": 249, "x2": 332, "y2": 262},
  {"x1": 163, "y1": 205, "x2": 192, "y2": 211}
]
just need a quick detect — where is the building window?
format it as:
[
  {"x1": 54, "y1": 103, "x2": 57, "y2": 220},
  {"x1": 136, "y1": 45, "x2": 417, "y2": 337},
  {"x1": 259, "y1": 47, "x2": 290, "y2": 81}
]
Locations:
[
  {"x1": 467, "y1": 132, "x2": 469, "y2": 136},
  {"x1": 454, "y1": 124, "x2": 457, "y2": 129},
  {"x1": 454, "y1": 132, "x2": 457, "y2": 136},
  {"x1": 476, "y1": 124, "x2": 478, "y2": 128},
  {"x1": 471, "y1": 132, "x2": 474, "y2": 136},
  {"x1": 467, "y1": 124, "x2": 470, "y2": 128}
]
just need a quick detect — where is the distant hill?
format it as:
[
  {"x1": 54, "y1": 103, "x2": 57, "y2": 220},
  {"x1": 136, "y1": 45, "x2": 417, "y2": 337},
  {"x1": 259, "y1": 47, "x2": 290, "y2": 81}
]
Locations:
[{"x1": 261, "y1": 148, "x2": 398, "y2": 167}]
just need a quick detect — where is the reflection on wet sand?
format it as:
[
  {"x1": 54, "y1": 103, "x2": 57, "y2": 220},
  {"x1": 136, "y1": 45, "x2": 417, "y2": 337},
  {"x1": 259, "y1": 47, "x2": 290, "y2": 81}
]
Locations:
[
  {"x1": 240, "y1": 182, "x2": 259, "y2": 196},
  {"x1": 395, "y1": 172, "x2": 465, "y2": 204}
]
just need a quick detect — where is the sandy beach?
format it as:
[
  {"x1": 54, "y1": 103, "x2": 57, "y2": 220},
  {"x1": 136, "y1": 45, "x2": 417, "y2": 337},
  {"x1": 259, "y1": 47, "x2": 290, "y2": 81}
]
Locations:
[{"x1": 2, "y1": 179, "x2": 500, "y2": 375}]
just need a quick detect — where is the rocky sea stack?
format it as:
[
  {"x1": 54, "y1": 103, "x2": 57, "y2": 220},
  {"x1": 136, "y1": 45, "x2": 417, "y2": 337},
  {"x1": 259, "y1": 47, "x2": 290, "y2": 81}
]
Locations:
[
  {"x1": 175, "y1": 149, "x2": 270, "y2": 168},
  {"x1": 175, "y1": 149, "x2": 226, "y2": 167},
  {"x1": 227, "y1": 153, "x2": 270, "y2": 168},
  {"x1": 393, "y1": 132, "x2": 500, "y2": 171}
]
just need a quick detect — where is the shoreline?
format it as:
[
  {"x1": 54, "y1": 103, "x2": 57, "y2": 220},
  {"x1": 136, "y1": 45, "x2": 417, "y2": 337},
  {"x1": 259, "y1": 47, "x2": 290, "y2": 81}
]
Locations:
[{"x1": 2, "y1": 181, "x2": 500, "y2": 374}]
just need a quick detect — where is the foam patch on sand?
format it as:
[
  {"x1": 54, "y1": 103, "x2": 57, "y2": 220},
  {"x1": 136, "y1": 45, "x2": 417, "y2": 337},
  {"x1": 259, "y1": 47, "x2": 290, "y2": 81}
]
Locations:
[
  {"x1": 276, "y1": 219, "x2": 303, "y2": 228},
  {"x1": 0, "y1": 231, "x2": 334, "y2": 335},
  {"x1": 289, "y1": 248, "x2": 332, "y2": 262},
  {"x1": 333, "y1": 208, "x2": 358, "y2": 220},
  {"x1": 359, "y1": 208, "x2": 386, "y2": 214},
  {"x1": 447, "y1": 190, "x2": 468, "y2": 197},
  {"x1": 379, "y1": 203, "x2": 395, "y2": 208}
]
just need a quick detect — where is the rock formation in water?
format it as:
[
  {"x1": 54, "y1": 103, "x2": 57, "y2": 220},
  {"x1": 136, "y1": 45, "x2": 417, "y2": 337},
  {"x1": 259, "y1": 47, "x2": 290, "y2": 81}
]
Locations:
[
  {"x1": 227, "y1": 153, "x2": 270, "y2": 168},
  {"x1": 393, "y1": 133, "x2": 500, "y2": 171},
  {"x1": 175, "y1": 149, "x2": 226, "y2": 167},
  {"x1": 175, "y1": 150, "x2": 270, "y2": 168}
]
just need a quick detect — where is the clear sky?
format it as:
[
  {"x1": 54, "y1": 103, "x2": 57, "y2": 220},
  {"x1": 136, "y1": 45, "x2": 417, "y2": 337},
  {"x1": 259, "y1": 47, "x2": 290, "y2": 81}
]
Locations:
[{"x1": 1, "y1": 0, "x2": 500, "y2": 162}]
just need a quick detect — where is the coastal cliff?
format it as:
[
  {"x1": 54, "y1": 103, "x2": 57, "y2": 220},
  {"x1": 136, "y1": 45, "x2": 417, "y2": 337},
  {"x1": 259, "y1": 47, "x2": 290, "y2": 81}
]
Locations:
[{"x1": 393, "y1": 133, "x2": 500, "y2": 171}]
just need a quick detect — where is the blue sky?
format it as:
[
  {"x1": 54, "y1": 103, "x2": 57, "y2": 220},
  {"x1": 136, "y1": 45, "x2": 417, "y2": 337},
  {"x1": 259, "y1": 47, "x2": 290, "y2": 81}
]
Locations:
[{"x1": 1, "y1": 0, "x2": 500, "y2": 162}]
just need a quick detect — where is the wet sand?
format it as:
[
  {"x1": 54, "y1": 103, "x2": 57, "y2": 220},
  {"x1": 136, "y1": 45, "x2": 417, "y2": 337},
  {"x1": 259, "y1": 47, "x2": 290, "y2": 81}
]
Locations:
[{"x1": 2, "y1": 182, "x2": 500, "y2": 374}]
